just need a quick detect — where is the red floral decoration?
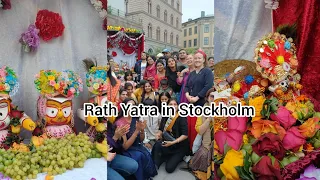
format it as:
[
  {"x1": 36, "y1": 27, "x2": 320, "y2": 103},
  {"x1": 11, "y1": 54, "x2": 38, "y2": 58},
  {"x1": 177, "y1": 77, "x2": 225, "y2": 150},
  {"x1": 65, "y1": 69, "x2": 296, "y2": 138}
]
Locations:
[
  {"x1": 1, "y1": 0, "x2": 11, "y2": 9},
  {"x1": 112, "y1": 51, "x2": 117, "y2": 57},
  {"x1": 35, "y1": 10, "x2": 65, "y2": 41}
]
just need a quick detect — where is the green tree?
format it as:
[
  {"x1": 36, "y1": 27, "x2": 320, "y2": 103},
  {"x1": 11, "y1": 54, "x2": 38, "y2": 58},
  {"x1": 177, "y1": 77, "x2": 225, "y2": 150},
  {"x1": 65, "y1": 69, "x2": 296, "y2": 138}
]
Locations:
[{"x1": 185, "y1": 48, "x2": 197, "y2": 55}]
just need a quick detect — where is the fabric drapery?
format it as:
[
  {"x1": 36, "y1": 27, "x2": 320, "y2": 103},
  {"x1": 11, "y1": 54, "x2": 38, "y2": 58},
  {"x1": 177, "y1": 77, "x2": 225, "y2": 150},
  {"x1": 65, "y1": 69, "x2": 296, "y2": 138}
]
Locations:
[{"x1": 272, "y1": 0, "x2": 320, "y2": 111}]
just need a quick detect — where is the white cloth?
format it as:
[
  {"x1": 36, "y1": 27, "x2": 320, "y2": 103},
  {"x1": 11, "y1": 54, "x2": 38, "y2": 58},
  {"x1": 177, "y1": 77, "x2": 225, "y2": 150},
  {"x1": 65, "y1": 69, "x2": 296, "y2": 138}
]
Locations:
[
  {"x1": 140, "y1": 115, "x2": 161, "y2": 140},
  {"x1": 36, "y1": 158, "x2": 107, "y2": 180},
  {"x1": 214, "y1": 0, "x2": 272, "y2": 63},
  {"x1": 107, "y1": 47, "x2": 137, "y2": 69},
  {"x1": 0, "y1": 0, "x2": 108, "y2": 138},
  {"x1": 140, "y1": 62, "x2": 147, "y2": 80}
]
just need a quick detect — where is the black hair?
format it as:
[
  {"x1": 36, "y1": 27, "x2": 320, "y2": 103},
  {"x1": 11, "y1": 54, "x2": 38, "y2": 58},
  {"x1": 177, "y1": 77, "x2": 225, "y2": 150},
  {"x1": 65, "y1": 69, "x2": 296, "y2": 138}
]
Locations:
[
  {"x1": 124, "y1": 82, "x2": 133, "y2": 90},
  {"x1": 156, "y1": 60, "x2": 165, "y2": 66},
  {"x1": 119, "y1": 88, "x2": 127, "y2": 95},
  {"x1": 124, "y1": 70, "x2": 133, "y2": 81},
  {"x1": 107, "y1": 58, "x2": 117, "y2": 87},
  {"x1": 158, "y1": 92, "x2": 171, "y2": 113},
  {"x1": 116, "y1": 97, "x2": 135, "y2": 120},
  {"x1": 147, "y1": 55, "x2": 156, "y2": 66},
  {"x1": 160, "y1": 78, "x2": 168, "y2": 85},
  {"x1": 140, "y1": 79, "x2": 147, "y2": 86},
  {"x1": 208, "y1": 57, "x2": 214, "y2": 61}
]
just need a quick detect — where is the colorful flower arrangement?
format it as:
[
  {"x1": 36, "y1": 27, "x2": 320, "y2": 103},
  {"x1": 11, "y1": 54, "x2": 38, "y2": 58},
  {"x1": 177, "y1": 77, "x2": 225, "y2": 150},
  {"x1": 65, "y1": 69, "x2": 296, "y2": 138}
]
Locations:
[
  {"x1": 34, "y1": 70, "x2": 83, "y2": 99},
  {"x1": 0, "y1": 0, "x2": 11, "y2": 10},
  {"x1": 19, "y1": 10, "x2": 64, "y2": 53},
  {"x1": 0, "y1": 66, "x2": 18, "y2": 96},
  {"x1": 86, "y1": 66, "x2": 110, "y2": 95},
  {"x1": 214, "y1": 33, "x2": 320, "y2": 180},
  {"x1": 19, "y1": 25, "x2": 40, "y2": 52},
  {"x1": 90, "y1": 0, "x2": 107, "y2": 19},
  {"x1": 107, "y1": 25, "x2": 142, "y2": 33}
]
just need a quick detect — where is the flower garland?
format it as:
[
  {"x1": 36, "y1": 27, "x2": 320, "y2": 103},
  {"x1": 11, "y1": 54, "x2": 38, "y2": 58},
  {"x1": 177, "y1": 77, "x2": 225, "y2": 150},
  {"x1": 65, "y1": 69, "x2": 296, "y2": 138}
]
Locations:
[
  {"x1": 86, "y1": 66, "x2": 110, "y2": 95},
  {"x1": 0, "y1": 66, "x2": 18, "y2": 96},
  {"x1": 19, "y1": 10, "x2": 65, "y2": 53},
  {"x1": 0, "y1": 0, "x2": 11, "y2": 10},
  {"x1": 34, "y1": 70, "x2": 83, "y2": 99},
  {"x1": 90, "y1": 0, "x2": 107, "y2": 19},
  {"x1": 107, "y1": 26, "x2": 142, "y2": 34}
]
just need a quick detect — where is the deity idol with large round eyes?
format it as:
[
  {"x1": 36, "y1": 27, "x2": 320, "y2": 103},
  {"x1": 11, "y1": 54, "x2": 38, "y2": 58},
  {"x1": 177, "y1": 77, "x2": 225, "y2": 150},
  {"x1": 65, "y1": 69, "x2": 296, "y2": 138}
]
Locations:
[
  {"x1": 33, "y1": 70, "x2": 83, "y2": 138},
  {"x1": 77, "y1": 59, "x2": 116, "y2": 143},
  {"x1": 0, "y1": 66, "x2": 36, "y2": 149}
]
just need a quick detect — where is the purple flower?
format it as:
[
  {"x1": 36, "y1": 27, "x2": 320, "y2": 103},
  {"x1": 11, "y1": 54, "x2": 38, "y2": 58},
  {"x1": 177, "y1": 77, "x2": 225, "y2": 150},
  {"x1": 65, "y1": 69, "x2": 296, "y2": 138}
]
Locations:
[
  {"x1": 20, "y1": 24, "x2": 40, "y2": 52},
  {"x1": 0, "y1": 172, "x2": 11, "y2": 180},
  {"x1": 90, "y1": 178, "x2": 96, "y2": 180},
  {"x1": 297, "y1": 164, "x2": 320, "y2": 180}
]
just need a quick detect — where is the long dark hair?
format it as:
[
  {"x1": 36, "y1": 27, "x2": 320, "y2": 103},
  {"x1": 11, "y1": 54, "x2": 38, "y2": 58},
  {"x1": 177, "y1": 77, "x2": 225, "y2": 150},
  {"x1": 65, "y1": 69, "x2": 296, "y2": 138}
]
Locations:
[
  {"x1": 124, "y1": 70, "x2": 133, "y2": 81},
  {"x1": 147, "y1": 55, "x2": 156, "y2": 66},
  {"x1": 158, "y1": 92, "x2": 171, "y2": 113},
  {"x1": 107, "y1": 55, "x2": 117, "y2": 87}
]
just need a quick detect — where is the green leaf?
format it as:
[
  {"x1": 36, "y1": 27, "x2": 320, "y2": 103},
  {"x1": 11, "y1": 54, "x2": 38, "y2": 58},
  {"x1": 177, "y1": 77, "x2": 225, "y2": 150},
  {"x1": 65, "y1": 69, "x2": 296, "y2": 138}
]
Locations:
[
  {"x1": 235, "y1": 166, "x2": 254, "y2": 180},
  {"x1": 224, "y1": 144, "x2": 231, "y2": 155}
]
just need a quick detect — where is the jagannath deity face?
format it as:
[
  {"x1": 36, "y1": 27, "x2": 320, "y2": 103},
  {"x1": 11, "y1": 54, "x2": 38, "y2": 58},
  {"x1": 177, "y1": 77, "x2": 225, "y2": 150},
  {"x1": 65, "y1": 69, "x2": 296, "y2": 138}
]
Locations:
[
  {"x1": 45, "y1": 97, "x2": 72, "y2": 126},
  {"x1": 0, "y1": 96, "x2": 10, "y2": 130},
  {"x1": 90, "y1": 95, "x2": 109, "y2": 106}
]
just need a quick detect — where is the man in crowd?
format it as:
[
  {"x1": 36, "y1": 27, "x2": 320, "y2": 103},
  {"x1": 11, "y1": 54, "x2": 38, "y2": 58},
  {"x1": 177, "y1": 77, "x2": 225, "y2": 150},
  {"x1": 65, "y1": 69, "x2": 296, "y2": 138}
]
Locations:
[
  {"x1": 177, "y1": 49, "x2": 188, "y2": 68},
  {"x1": 162, "y1": 49, "x2": 171, "y2": 58},
  {"x1": 134, "y1": 52, "x2": 148, "y2": 83}
]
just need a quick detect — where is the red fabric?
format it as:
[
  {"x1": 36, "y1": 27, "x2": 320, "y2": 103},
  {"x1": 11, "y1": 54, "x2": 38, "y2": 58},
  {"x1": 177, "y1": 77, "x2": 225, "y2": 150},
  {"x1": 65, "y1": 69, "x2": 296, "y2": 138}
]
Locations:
[
  {"x1": 107, "y1": 33, "x2": 144, "y2": 60},
  {"x1": 187, "y1": 116, "x2": 198, "y2": 151},
  {"x1": 154, "y1": 74, "x2": 166, "y2": 90},
  {"x1": 273, "y1": 0, "x2": 320, "y2": 111}
]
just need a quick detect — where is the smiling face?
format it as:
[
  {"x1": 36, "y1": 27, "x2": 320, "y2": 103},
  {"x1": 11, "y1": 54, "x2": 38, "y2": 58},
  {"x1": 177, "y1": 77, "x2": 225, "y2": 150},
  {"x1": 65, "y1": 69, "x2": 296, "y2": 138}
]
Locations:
[
  {"x1": 45, "y1": 97, "x2": 72, "y2": 126},
  {"x1": 144, "y1": 83, "x2": 152, "y2": 93},
  {"x1": 0, "y1": 98, "x2": 10, "y2": 130},
  {"x1": 167, "y1": 58, "x2": 176, "y2": 69},
  {"x1": 120, "y1": 91, "x2": 128, "y2": 101},
  {"x1": 147, "y1": 57, "x2": 155, "y2": 66},
  {"x1": 179, "y1": 50, "x2": 187, "y2": 59},
  {"x1": 156, "y1": 62, "x2": 164, "y2": 72},
  {"x1": 186, "y1": 55, "x2": 194, "y2": 67},
  {"x1": 194, "y1": 53, "x2": 205, "y2": 68},
  {"x1": 168, "y1": 100, "x2": 178, "y2": 112}
]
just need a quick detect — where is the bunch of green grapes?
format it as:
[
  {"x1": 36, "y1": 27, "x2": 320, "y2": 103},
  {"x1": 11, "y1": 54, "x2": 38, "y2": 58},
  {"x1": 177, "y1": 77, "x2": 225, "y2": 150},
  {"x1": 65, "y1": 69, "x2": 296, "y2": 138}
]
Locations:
[{"x1": 0, "y1": 133, "x2": 104, "y2": 180}]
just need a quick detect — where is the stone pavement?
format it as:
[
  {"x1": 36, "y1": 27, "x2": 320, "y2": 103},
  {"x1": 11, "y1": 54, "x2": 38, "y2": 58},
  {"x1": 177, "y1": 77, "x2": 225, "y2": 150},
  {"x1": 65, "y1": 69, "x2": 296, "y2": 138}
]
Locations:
[{"x1": 153, "y1": 162, "x2": 196, "y2": 180}]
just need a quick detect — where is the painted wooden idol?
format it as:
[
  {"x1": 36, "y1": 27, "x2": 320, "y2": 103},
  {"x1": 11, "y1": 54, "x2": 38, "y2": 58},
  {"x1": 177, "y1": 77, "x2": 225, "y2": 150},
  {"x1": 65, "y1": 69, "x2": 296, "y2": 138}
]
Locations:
[
  {"x1": 0, "y1": 66, "x2": 35, "y2": 149},
  {"x1": 33, "y1": 70, "x2": 83, "y2": 138}
]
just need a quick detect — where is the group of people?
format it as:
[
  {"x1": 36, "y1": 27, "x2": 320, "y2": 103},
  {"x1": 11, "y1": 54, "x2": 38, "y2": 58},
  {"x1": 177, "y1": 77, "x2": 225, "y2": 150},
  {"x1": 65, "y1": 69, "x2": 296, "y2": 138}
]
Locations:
[{"x1": 105, "y1": 48, "x2": 214, "y2": 180}]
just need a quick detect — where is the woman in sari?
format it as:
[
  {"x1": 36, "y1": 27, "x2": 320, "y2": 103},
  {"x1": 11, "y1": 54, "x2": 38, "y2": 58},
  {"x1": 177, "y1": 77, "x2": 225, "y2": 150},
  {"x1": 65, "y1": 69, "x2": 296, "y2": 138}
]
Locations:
[
  {"x1": 115, "y1": 98, "x2": 158, "y2": 180},
  {"x1": 107, "y1": 56, "x2": 122, "y2": 103},
  {"x1": 143, "y1": 55, "x2": 157, "y2": 87}
]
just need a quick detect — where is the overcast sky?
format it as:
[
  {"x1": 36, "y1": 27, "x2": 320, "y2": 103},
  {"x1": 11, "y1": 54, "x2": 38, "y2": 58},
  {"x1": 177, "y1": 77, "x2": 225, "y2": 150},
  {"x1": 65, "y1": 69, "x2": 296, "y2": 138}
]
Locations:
[{"x1": 182, "y1": 0, "x2": 214, "y2": 23}]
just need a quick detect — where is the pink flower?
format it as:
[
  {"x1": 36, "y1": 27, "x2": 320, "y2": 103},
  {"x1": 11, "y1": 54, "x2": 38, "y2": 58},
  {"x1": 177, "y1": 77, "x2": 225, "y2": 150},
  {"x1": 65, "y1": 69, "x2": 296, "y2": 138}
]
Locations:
[
  {"x1": 70, "y1": 87, "x2": 75, "y2": 93},
  {"x1": 49, "y1": 80, "x2": 56, "y2": 86},
  {"x1": 270, "y1": 106, "x2": 296, "y2": 129},
  {"x1": 215, "y1": 129, "x2": 243, "y2": 154},
  {"x1": 283, "y1": 127, "x2": 306, "y2": 152},
  {"x1": 227, "y1": 116, "x2": 248, "y2": 133},
  {"x1": 259, "y1": 58, "x2": 271, "y2": 68},
  {"x1": 35, "y1": 74, "x2": 40, "y2": 78}
]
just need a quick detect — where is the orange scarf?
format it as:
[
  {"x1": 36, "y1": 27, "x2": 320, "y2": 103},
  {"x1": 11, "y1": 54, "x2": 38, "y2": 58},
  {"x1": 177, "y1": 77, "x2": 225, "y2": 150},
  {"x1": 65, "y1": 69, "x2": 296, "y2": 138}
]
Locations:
[{"x1": 165, "y1": 114, "x2": 179, "y2": 132}]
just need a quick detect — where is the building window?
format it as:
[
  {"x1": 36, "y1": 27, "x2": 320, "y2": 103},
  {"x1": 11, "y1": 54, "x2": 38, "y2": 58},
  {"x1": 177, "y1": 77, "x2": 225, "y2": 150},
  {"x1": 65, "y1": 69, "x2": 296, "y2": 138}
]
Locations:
[
  {"x1": 204, "y1": 37, "x2": 209, "y2": 45},
  {"x1": 189, "y1": 28, "x2": 192, "y2": 35},
  {"x1": 188, "y1": 40, "x2": 192, "y2": 47},
  {"x1": 177, "y1": 1, "x2": 180, "y2": 10},
  {"x1": 148, "y1": 23, "x2": 152, "y2": 38},
  {"x1": 194, "y1": 39, "x2": 197, "y2": 46},
  {"x1": 184, "y1": 41, "x2": 186, "y2": 48},
  {"x1": 148, "y1": 48, "x2": 153, "y2": 54},
  {"x1": 171, "y1": 0, "x2": 174, "y2": 6},
  {"x1": 170, "y1": 33, "x2": 173, "y2": 44},
  {"x1": 176, "y1": 35, "x2": 179, "y2": 46},
  {"x1": 156, "y1": 27, "x2": 160, "y2": 41},
  {"x1": 184, "y1": 29, "x2": 187, "y2": 37},
  {"x1": 164, "y1": 10, "x2": 167, "y2": 22},
  {"x1": 204, "y1": 24, "x2": 209, "y2": 33},
  {"x1": 148, "y1": 0, "x2": 152, "y2": 14},
  {"x1": 194, "y1": 26, "x2": 197, "y2": 34},
  {"x1": 176, "y1": 18, "x2": 179, "y2": 28},
  {"x1": 170, "y1": 14, "x2": 173, "y2": 25},
  {"x1": 164, "y1": 30, "x2": 168, "y2": 43},
  {"x1": 156, "y1": 5, "x2": 160, "y2": 18}
]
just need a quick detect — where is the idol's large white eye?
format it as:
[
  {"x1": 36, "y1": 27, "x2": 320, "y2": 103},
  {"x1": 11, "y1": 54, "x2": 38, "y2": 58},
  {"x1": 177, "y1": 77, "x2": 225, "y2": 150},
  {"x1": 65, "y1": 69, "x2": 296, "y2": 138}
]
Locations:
[
  {"x1": 62, "y1": 107, "x2": 71, "y2": 117},
  {"x1": 46, "y1": 107, "x2": 58, "y2": 118},
  {"x1": 0, "y1": 103, "x2": 9, "y2": 121},
  {"x1": 100, "y1": 97, "x2": 108, "y2": 105}
]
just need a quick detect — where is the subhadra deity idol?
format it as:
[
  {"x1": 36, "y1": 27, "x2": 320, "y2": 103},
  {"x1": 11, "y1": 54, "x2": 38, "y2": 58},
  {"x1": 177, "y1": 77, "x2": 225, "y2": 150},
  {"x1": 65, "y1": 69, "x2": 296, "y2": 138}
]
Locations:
[
  {"x1": 33, "y1": 70, "x2": 83, "y2": 138},
  {"x1": 0, "y1": 66, "x2": 35, "y2": 149},
  {"x1": 77, "y1": 59, "x2": 116, "y2": 142}
]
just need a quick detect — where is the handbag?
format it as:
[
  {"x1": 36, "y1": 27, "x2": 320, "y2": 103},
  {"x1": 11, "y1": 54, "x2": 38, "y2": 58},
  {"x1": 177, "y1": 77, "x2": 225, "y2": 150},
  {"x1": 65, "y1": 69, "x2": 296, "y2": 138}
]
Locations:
[{"x1": 163, "y1": 131, "x2": 176, "y2": 141}]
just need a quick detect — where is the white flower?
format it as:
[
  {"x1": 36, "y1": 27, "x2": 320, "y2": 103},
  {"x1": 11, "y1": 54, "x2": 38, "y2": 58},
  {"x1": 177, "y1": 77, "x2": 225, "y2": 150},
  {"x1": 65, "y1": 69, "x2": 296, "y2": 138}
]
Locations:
[
  {"x1": 4, "y1": 83, "x2": 10, "y2": 91},
  {"x1": 99, "y1": 10, "x2": 108, "y2": 19},
  {"x1": 283, "y1": 62, "x2": 291, "y2": 72}
]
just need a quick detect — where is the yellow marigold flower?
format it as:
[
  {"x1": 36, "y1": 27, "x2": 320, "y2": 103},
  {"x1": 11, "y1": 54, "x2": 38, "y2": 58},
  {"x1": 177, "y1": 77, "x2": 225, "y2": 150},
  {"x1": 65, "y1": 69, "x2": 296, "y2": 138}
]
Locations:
[
  {"x1": 220, "y1": 149, "x2": 244, "y2": 180},
  {"x1": 48, "y1": 75, "x2": 55, "y2": 81}
]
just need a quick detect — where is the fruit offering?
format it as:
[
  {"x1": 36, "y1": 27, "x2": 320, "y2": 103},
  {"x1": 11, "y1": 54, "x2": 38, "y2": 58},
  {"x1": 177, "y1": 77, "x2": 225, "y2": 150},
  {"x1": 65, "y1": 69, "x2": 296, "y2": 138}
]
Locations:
[{"x1": 0, "y1": 133, "x2": 103, "y2": 180}]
